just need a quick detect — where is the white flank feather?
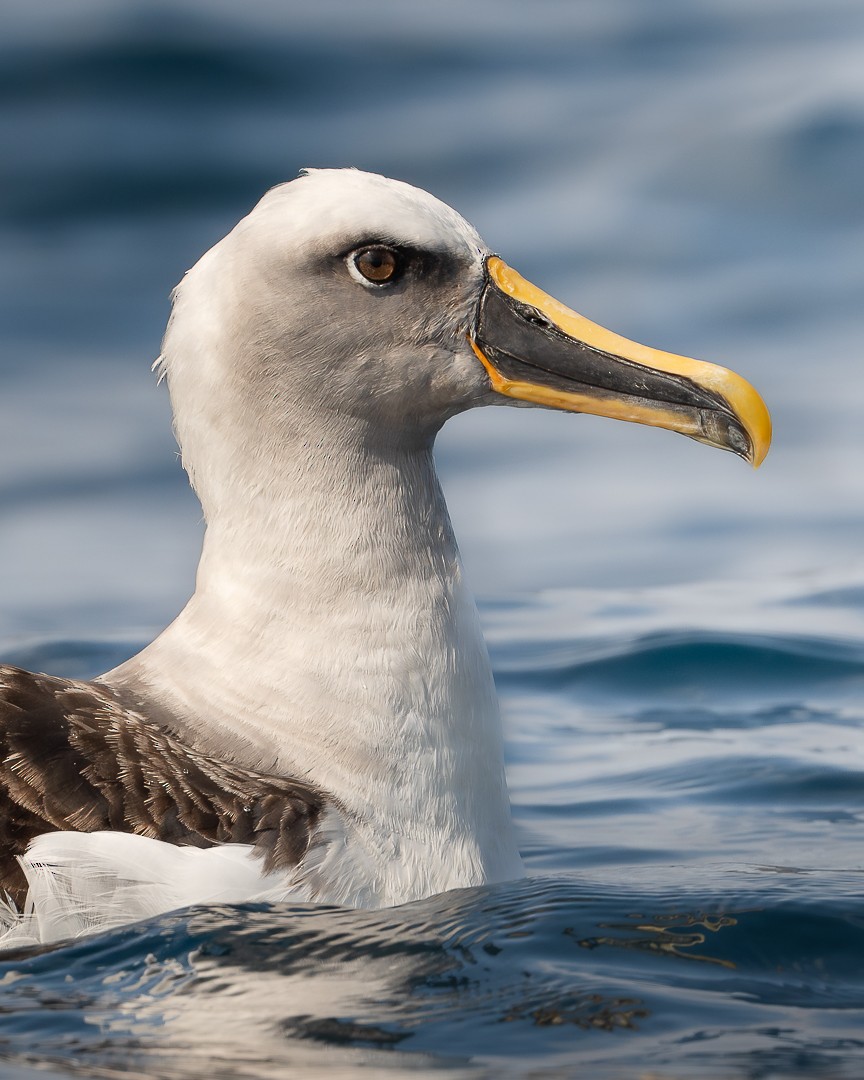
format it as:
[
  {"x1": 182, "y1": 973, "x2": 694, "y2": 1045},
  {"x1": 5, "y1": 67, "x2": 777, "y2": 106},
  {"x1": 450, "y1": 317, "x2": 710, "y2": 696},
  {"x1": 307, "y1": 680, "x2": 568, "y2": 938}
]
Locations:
[{"x1": 0, "y1": 832, "x2": 294, "y2": 948}]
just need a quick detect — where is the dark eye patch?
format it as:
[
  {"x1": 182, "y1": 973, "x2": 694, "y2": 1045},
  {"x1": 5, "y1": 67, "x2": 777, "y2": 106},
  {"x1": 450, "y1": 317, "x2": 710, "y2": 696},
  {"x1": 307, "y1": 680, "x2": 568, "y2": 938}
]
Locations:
[{"x1": 338, "y1": 242, "x2": 467, "y2": 293}]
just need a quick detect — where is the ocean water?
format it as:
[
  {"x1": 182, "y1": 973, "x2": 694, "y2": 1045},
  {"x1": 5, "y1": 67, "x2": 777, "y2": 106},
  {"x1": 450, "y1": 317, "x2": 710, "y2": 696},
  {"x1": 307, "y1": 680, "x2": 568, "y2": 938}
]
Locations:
[{"x1": 2, "y1": 1, "x2": 864, "y2": 1076}]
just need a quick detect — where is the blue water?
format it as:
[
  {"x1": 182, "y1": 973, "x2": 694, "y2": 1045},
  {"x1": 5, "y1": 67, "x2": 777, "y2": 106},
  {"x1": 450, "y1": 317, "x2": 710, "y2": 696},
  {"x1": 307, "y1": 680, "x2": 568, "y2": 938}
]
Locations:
[{"x1": 2, "y1": 1, "x2": 864, "y2": 1076}]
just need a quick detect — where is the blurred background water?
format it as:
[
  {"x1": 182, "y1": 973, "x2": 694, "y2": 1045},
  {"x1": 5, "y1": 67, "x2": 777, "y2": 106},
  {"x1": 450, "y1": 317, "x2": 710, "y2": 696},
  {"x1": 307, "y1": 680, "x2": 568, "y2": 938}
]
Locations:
[{"x1": 1, "y1": 1, "x2": 864, "y2": 1076}]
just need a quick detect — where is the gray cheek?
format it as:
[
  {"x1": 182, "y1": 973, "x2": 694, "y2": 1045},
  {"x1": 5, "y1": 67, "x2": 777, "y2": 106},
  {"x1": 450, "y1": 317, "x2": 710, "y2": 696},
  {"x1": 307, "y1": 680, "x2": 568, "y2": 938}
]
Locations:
[{"x1": 443, "y1": 343, "x2": 501, "y2": 409}]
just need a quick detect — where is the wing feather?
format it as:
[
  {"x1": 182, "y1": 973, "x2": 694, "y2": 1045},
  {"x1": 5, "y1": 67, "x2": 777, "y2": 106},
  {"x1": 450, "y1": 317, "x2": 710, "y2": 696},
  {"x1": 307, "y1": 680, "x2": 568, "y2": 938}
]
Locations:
[{"x1": 0, "y1": 664, "x2": 326, "y2": 907}]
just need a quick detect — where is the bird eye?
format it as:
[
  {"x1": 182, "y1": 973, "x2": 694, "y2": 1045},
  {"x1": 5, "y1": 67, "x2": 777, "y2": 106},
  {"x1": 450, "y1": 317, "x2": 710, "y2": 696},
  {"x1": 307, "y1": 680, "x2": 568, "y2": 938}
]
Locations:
[{"x1": 351, "y1": 246, "x2": 400, "y2": 284}]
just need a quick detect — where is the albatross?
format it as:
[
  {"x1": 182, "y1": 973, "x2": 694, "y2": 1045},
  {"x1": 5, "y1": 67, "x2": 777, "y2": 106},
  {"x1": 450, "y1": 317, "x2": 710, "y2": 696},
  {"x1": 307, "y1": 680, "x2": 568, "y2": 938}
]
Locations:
[{"x1": 0, "y1": 169, "x2": 771, "y2": 942}]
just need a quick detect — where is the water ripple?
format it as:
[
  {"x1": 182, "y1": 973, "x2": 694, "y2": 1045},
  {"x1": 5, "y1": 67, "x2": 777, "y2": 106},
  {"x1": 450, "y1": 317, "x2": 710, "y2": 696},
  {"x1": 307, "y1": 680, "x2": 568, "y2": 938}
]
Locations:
[{"x1": 1, "y1": 875, "x2": 863, "y2": 1077}]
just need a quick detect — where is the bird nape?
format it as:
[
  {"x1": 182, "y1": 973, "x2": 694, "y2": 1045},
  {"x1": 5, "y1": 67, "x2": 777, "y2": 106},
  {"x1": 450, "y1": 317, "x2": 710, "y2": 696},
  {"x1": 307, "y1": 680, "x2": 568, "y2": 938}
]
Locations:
[{"x1": 0, "y1": 169, "x2": 771, "y2": 946}]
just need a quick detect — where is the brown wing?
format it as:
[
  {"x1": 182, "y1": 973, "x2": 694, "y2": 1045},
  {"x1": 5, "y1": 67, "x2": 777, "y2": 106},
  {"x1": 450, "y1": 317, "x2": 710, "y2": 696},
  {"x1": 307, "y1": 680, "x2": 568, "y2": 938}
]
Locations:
[{"x1": 0, "y1": 664, "x2": 324, "y2": 907}]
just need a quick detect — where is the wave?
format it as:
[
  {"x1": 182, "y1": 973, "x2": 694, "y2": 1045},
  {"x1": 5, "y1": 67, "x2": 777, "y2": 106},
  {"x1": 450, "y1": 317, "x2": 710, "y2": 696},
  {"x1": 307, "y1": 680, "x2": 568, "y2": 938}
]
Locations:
[{"x1": 1, "y1": 872, "x2": 863, "y2": 1077}]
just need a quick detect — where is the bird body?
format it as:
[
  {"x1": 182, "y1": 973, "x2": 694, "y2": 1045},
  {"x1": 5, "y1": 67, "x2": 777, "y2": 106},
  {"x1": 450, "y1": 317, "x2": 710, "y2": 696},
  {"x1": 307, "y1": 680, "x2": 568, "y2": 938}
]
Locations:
[{"x1": 0, "y1": 170, "x2": 770, "y2": 943}]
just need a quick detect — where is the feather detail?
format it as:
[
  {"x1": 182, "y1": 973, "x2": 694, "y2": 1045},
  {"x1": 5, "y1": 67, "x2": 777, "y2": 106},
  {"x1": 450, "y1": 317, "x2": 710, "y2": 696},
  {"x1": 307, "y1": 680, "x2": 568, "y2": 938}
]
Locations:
[
  {"x1": 0, "y1": 665, "x2": 327, "y2": 909},
  {"x1": 0, "y1": 831, "x2": 298, "y2": 947}
]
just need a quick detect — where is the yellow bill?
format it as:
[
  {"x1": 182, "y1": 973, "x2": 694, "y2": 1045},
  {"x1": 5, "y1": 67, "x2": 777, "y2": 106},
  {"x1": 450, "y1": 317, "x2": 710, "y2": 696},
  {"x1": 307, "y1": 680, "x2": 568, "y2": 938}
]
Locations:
[{"x1": 470, "y1": 256, "x2": 771, "y2": 466}]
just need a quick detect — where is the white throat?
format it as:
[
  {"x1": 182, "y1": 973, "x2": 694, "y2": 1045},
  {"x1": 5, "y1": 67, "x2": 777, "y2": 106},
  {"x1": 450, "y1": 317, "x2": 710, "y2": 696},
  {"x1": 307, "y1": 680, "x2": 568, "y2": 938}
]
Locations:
[{"x1": 104, "y1": 426, "x2": 522, "y2": 902}]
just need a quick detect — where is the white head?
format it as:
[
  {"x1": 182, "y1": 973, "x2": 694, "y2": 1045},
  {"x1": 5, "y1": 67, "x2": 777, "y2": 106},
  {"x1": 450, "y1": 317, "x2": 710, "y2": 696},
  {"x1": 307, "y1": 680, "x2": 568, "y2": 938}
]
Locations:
[
  {"x1": 161, "y1": 170, "x2": 502, "y2": 517},
  {"x1": 160, "y1": 167, "x2": 770, "y2": 521}
]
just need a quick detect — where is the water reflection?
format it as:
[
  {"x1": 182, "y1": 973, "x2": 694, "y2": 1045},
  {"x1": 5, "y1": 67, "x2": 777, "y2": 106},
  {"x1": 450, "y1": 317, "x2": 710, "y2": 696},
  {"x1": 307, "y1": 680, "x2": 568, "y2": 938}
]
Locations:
[
  {"x1": 4, "y1": 874, "x2": 862, "y2": 1077},
  {"x1": 571, "y1": 910, "x2": 739, "y2": 968}
]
